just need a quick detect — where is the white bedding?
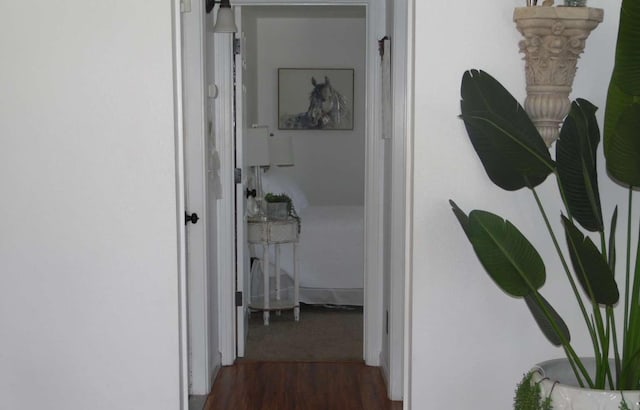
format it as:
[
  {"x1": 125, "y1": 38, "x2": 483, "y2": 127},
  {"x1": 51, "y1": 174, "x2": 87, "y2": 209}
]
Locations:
[{"x1": 250, "y1": 205, "x2": 364, "y2": 306}]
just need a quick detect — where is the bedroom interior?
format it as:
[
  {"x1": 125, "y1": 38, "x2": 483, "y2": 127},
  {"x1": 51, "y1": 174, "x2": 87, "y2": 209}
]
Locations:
[{"x1": 240, "y1": 4, "x2": 367, "y2": 360}]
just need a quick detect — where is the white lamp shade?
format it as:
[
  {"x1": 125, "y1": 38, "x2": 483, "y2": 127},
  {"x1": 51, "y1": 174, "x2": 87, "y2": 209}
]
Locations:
[
  {"x1": 245, "y1": 127, "x2": 270, "y2": 166},
  {"x1": 269, "y1": 135, "x2": 294, "y2": 166},
  {"x1": 213, "y1": 7, "x2": 238, "y2": 33}
]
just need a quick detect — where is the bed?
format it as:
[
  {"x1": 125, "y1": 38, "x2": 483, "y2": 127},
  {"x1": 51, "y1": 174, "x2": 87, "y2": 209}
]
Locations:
[{"x1": 250, "y1": 171, "x2": 364, "y2": 306}]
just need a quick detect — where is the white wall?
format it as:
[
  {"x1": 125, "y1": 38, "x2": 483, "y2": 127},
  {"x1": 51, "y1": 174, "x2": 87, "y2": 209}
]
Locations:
[
  {"x1": 252, "y1": 8, "x2": 366, "y2": 205},
  {"x1": 410, "y1": 0, "x2": 625, "y2": 408},
  {"x1": 0, "y1": 2, "x2": 182, "y2": 409},
  {"x1": 243, "y1": 9, "x2": 260, "y2": 129}
]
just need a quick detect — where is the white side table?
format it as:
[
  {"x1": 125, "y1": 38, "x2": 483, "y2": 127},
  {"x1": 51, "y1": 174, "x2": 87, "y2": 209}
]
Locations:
[{"x1": 247, "y1": 218, "x2": 300, "y2": 325}]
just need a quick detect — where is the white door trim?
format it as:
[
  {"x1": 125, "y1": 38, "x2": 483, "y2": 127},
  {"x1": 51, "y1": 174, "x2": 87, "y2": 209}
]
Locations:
[
  {"x1": 214, "y1": 0, "x2": 387, "y2": 368},
  {"x1": 402, "y1": 1, "x2": 414, "y2": 407},
  {"x1": 171, "y1": 0, "x2": 189, "y2": 408},
  {"x1": 213, "y1": 31, "x2": 238, "y2": 366},
  {"x1": 233, "y1": 9, "x2": 249, "y2": 357},
  {"x1": 182, "y1": 0, "x2": 220, "y2": 394},
  {"x1": 386, "y1": 0, "x2": 410, "y2": 400}
]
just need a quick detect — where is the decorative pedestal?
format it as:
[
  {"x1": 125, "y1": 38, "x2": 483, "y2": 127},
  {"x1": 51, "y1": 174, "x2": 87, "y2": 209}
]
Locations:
[{"x1": 514, "y1": 7, "x2": 603, "y2": 146}]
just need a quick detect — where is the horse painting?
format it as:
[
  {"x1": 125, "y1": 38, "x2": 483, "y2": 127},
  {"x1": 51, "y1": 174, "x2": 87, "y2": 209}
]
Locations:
[{"x1": 279, "y1": 76, "x2": 352, "y2": 130}]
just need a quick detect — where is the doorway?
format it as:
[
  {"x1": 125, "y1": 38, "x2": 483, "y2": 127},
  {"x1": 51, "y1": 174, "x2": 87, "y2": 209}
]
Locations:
[
  {"x1": 214, "y1": 0, "x2": 386, "y2": 368},
  {"x1": 237, "y1": 4, "x2": 367, "y2": 362},
  {"x1": 185, "y1": 0, "x2": 407, "y2": 403},
  {"x1": 182, "y1": 0, "x2": 408, "y2": 405}
]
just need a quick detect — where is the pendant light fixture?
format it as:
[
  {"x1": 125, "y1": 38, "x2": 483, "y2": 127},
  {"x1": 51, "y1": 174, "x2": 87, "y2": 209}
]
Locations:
[{"x1": 206, "y1": 0, "x2": 238, "y2": 33}]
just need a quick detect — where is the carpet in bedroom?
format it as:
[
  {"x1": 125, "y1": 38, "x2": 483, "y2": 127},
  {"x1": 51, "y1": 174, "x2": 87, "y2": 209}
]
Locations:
[{"x1": 242, "y1": 304, "x2": 363, "y2": 361}]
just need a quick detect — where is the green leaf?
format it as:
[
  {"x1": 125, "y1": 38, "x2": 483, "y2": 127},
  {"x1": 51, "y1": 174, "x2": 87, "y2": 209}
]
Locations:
[
  {"x1": 608, "y1": 207, "x2": 618, "y2": 272},
  {"x1": 467, "y1": 210, "x2": 546, "y2": 297},
  {"x1": 621, "y1": 347, "x2": 640, "y2": 390},
  {"x1": 449, "y1": 199, "x2": 470, "y2": 238},
  {"x1": 622, "y1": 221, "x2": 640, "y2": 389},
  {"x1": 604, "y1": 85, "x2": 635, "y2": 158},
  {"x1": 562, "y1": 216, "x2": 620, "y2": 306},
  {"x1": 605, "y1": 104, "x2": 640, "y2": 186},
  {"x1": 557, "y1": 99, "x2": 603, "y2": 232},
  {"x1": 460, "y1": 70, "x2": 555, "y2": 191},
  {"x1": 604, "y1": 0, "x2": 640, "y2": 168},
  {"x1": 525, "y1": 293, "x2": 571, "y2": 347},
  {"x1": 621, "y1": 320, "x2": 640, "y2": 389},
  {"x1": 610, "y1": 0, "x2": 640, "y2": 96}
]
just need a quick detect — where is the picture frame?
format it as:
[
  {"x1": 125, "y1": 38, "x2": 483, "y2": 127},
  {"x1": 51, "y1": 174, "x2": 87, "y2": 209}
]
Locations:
[{"x1": 278, "y1": 68, "x2": 354, "y2": 130}]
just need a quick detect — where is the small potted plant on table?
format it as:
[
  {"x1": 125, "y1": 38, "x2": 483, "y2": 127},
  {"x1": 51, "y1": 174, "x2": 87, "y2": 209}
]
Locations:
[{"x1": 264, "y1": 192, "x2": 301, "y2": 232}]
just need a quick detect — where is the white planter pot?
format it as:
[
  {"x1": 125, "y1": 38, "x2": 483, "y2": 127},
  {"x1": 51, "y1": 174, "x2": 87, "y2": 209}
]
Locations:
[{"x1": 532, "y1": 358, "x2": 640, "y2": 409}]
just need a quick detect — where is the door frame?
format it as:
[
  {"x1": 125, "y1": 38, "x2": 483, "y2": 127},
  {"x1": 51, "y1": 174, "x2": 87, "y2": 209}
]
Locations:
[
  {"x1": 214, "y1": 0, "x2": 386, "y2": 367},
  {"x1": 233, "y1": 8, "x2": 249, "y2": 357},
  {"x1": 387, "y1": 0, "x2": 410, "y2": 401},
  {"x1": 181, "y1": 0, "x2": 412, "y2": 402},
  {"x1": 213, "y1": 30, "x2": 237, "y2": 365},
  {"x1": 182, "y1": 0, "x2": 215, "y2": 396},
  {"x1": 172, "y1": 0, "x2": 189, "y2": 408}
]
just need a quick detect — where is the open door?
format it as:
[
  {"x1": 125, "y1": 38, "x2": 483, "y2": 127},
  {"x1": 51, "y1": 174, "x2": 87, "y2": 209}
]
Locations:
[
  {"x1": 182, "y1": 0, "x2": 217, "y2": 395},
  {"x1": 234, "y1": 10, "x2": 250, "y2": 358}
]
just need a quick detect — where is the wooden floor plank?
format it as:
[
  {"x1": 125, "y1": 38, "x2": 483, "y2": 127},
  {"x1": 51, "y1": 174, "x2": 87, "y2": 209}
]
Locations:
[{"x1": 204, "y1": 361, "x2": 402, "y2": 410}]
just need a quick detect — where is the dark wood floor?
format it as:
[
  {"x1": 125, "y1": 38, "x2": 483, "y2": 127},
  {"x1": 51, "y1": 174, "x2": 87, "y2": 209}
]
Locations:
[{"x1": 204, "y1": 361, "x2": 403, "y2": 410}]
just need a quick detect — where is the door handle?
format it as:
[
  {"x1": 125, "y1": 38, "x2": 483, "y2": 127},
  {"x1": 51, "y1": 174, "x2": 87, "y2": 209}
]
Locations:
[{"x1": 185, "y1": 212, "x2": 199, "y2": 225}]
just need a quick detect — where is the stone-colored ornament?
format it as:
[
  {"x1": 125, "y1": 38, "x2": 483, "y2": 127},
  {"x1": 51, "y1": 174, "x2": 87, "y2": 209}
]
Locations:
[{"x1": 514, "y1": 7, "x2": 603, "y2": 146}]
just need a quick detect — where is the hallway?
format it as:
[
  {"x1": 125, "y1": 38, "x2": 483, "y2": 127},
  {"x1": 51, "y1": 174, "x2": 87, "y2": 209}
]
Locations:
[{"x1": 204, "y1": 362, "x2": 402, "y2": 410}]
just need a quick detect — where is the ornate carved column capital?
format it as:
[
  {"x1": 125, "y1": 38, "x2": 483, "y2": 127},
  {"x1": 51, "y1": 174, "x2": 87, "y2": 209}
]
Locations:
[{"x1": 514, "y1": 7, "x2": 603, "y2": 146}]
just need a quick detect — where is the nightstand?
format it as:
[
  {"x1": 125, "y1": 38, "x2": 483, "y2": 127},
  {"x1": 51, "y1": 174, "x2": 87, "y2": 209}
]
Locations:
[{"x1": 247, "y1": 218, "x2": 300, "y2": 325}]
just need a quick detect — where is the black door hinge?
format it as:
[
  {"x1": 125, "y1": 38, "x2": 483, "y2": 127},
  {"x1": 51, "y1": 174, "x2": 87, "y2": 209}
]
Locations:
[
  {"x1": 234, "y1": 168, "x2": 242, "y2": 184},
  {"x1": 386, "y1": 310, "x2": 389, "y2": 335},
  {"x1": 235, "y1": 291, "x2": 243, "y2": 307},
  {"x1": 378, "y1": 35, "x2": 389, "y2": 58}
]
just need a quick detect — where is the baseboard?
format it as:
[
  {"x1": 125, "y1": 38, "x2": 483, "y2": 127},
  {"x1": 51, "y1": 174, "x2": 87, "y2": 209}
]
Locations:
[
  {"x1": 209, "y1": 355, "x2": 222, "y2": 390},
  {"x1": 379, "y1": 350, "x2": 391, "y2": 400},
  {"x1": 188, "y1": 395, "x2": 207, "y2": 410},
  {"x1": 188, "y1": 359, "x2": 222, "y2": 410}
]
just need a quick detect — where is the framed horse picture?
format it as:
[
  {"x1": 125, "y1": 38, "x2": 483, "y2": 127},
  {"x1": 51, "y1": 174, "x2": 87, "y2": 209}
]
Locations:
[{"x1": 278, "y1": 68, "x2": 354, "y2": 130}]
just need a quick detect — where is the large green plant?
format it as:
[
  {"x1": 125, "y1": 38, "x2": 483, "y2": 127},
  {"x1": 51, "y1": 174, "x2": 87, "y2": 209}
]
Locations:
[{"x1": 450, "y1": 0, "x2": 640, "y2": 391}]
